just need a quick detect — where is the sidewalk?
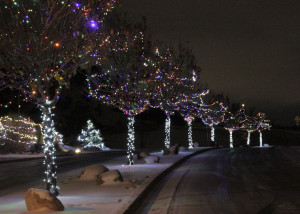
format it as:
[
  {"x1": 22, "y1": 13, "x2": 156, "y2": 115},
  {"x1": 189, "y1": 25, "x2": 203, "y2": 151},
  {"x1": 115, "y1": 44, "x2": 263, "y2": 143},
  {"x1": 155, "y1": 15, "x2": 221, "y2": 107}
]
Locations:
[{"x1": 0, "y1": 147, "x2": 213, "y2": 214}]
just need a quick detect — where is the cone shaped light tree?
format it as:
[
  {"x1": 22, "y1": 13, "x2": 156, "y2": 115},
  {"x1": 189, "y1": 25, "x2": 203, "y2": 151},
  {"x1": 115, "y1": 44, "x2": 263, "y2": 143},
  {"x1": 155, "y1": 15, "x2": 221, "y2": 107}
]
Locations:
[
  {"x1": 87, "y1": 14, "x2": 155, "y2": 165},
  {"x1": 0, "y1": 0, "x2": 117, "y2": 195},
  {"x1": 77, "y1": 119, "x2": 105, "y2": 149}
]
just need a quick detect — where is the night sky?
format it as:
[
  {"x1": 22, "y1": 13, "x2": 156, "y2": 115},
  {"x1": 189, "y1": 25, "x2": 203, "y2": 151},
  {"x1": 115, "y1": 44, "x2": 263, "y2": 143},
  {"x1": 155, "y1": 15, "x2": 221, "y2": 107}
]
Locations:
[{"x1": 122, "y1": 0, "x2": 300, "y2": 126}]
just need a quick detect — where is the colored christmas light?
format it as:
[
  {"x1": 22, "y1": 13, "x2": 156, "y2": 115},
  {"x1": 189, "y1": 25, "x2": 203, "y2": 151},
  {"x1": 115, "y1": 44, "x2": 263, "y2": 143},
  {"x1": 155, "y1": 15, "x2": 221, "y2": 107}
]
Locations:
[
  {"x1": 87, "y1": 14, "x2": 152, "y2": 165},
  {"x1": 0, "y1": 0, "x2": 118, "y2": 195},
  {"x1": 199, "y1": 101, "x2": 227, "y2": 143},
  {"x1": 255, "y1": 112, "x2": 271, "y2": 147}
]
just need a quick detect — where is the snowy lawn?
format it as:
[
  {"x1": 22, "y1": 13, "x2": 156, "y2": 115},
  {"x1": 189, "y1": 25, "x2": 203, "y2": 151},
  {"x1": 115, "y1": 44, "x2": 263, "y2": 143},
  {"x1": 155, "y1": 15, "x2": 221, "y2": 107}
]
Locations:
[{"x1": 0, "y1": 148, "x2": 209, "y2": 214}]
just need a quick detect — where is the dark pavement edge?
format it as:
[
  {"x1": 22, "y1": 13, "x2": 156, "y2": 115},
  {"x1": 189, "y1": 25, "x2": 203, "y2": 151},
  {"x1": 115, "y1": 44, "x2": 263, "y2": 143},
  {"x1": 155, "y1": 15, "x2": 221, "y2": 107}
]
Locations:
[{"x1": 123, "y1": 147, "x2": 218, "y2": 214}]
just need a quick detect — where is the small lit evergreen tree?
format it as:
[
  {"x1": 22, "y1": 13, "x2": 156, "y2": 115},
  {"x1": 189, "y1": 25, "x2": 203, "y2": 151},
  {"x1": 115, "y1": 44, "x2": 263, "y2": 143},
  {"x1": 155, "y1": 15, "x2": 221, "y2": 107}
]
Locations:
[{"x1": 77, "y1": 120, "x2": 105, "y2": 149}]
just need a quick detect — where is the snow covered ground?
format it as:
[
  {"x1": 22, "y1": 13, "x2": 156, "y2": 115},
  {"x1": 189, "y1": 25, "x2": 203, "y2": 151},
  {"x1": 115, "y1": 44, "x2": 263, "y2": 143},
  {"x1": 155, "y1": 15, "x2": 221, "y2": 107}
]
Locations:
[{"x1": 0, "y1": 148, "x2": 209, "y2": 213}]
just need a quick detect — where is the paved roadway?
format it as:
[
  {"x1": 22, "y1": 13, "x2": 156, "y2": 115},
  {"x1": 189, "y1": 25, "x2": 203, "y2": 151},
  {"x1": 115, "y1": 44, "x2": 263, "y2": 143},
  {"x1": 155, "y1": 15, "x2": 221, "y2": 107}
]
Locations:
[
  {"x1": 0, "y1": 150, "x2": 126, "y2": 196},
  {"x1": 130, "y1": 147, "x2": 300, "y2": 214}
]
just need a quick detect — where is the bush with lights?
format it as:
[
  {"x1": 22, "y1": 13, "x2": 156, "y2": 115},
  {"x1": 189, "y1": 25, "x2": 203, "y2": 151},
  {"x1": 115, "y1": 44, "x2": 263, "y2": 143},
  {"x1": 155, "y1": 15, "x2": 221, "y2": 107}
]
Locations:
[{"x1": 0, "y1": 115, "x2": 42, "y2": 153}]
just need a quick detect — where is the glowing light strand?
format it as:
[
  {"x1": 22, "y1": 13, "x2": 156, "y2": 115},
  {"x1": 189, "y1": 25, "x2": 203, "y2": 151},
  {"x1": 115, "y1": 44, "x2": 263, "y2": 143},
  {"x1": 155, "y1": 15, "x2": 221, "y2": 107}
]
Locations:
[
  {"x1": 127, "y1": 116, "x2": 135, "y2": 165},
  {"x1": 41, "y1": 103, "x2": 59, "y2": 196},
  {"x1": 77, "y1": 120, "x2": 105, "y2": 149},
  {"x1": 164, "y1": 116, "x2": 171, "y2": 148}
]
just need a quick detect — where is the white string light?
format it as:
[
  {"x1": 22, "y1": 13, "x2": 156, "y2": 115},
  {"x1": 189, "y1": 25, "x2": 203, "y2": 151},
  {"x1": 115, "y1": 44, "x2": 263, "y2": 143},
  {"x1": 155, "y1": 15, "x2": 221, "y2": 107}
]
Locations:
[
  {"x1": 229, "y1": 131, "x2": 233, "y2": 148},
  {"x1": 127, "y1": 116, "x2": 135, "y2": 165},
  {"x1": 77, "y1": 120, "x2": 105, "y2": 149},
  {"x1": 259, "y1": 131, "x2": 263, "y2": 147},
  {"x1": 247, "y1": 131, "x2": 251, "y2": 146},
  {"x1": 187, "y1": 119, "x2": 193, "y2": 149},
  {"x1": 164, "y1": 116, "x2": 171, "y2": 148},
  {"x1": 41, "y1": 101, "x2": 59, "y2": 196},
  {"x1": 210, "y1": 126, "x2": 215, "y2": 142}
]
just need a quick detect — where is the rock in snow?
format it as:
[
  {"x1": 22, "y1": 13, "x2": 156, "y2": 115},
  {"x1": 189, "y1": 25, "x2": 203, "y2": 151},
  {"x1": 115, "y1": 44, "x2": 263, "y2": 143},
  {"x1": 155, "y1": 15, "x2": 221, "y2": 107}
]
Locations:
[
  {"x1": 79, "y1": 164, "x2": 109, "y2": 181},
  {"x1": 97, "y1": 170, "x2": 123, "y2": 185},
  {"x1": 193, "y1": 142, "x2": 200, "y2": 147},
  {"x1": 179, "y1": 146, "x2": 189, "y2": 152},
  {"x1": 137, "y1": 151, "x2": 149, "y2": 159},
  {"x1": 163, "y1": 144, "x2": 179, "y2": 155},
  {"x1": 24, "y1": 188, "x2": 64, "y2": 212},
  {"x1": 144, "y1": 155, "x2": 160, "y2": 164}
]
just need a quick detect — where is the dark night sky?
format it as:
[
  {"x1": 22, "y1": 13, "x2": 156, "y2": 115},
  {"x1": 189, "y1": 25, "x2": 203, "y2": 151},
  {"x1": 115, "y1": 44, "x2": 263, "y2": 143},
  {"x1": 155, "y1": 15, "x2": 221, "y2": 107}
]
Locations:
[{"x1": 122, "y1": 0, "x2": 300, "y2": 126}]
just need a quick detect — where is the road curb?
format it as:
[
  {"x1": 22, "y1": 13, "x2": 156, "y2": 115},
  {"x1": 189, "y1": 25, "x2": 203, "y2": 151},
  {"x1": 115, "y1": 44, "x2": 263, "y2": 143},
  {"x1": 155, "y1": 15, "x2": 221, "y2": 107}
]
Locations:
[
  {"x1": 0, "y1": 156, "x2": 44, "y2": 165},
  {"x1": 123, "y1": 147, "x2": 218, "y2": 214}
]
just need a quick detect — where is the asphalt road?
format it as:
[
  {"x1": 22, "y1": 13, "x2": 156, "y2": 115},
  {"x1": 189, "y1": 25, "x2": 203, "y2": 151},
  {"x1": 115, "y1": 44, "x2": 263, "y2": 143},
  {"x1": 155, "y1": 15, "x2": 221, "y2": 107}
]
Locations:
[
  {"x1": 0, "y1": 150, "x2": 126, "y2": 196},
  {"x1": 130, "y1": 147, "x2": 300, "y2": 214}
]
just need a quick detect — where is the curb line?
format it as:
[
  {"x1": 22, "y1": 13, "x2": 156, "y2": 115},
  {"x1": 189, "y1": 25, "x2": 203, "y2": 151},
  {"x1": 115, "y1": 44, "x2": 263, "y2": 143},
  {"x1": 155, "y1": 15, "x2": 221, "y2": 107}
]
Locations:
[{"x1": 123, "y1": 147, "x2": 218, "y2": 214}]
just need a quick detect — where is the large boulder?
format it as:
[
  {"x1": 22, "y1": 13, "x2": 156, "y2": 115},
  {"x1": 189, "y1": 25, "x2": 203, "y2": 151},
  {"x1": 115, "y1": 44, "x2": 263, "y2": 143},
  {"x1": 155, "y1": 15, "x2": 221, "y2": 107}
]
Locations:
[
  {"x1": 193, "y1": 142, "x2": 200, "y2": 148},
  {"x1": 163, "y1": 144, "x2": 179, "y2": 155},
  {"x1": 144, "y1": 155, "x2": 160, "y2": 164},
  {"x1": 137, "y1": 151, "x2": 149, "y2": 160},
  {"x1": 97, "y1": 170, "x2": 123, "y2": 185},
  {"x1": 169, "y1": 145, "x2": 179, "y2": 155},
  {"x1": 24, "y1": 188, "x2": 64, "y2": 212},
  {"x1": 79, "y1": 164, "x2": 109, "y2": 181}
]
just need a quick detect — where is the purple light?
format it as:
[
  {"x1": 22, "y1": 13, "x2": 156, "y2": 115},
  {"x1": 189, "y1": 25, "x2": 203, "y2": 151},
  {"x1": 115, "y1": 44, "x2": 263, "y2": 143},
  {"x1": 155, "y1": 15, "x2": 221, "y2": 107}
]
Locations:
[{"x1": 89, "y1": 20, "x2": 98, "y2": 29}]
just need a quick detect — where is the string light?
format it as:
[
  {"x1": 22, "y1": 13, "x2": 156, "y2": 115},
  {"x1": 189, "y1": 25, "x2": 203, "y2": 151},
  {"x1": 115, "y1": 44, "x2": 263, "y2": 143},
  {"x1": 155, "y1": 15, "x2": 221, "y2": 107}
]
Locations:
[
  {"x1": 0, "y1": 115, "x2": 41, "y2": 145},
  {"x1": 77, "y1": 119, "x2": 105, "y2": 149},
  {"x1": 127, "y1": 116, "x2": 135, "y2": 165},
  {"x1": 240, "y1": 116, "x2": 257, "y2": 146},
  {"x1": 187, "y1": 118, "x2": 193, "y2": 148},
  {"x1": 164, "y1": 116, "x2": 171, "y2": 148},
  {"x1": 255, "y1": 112, "x2": 271, "y2": 147},
  {"x1": 0, "y1": 0, "x2": 118, "y2": 195},
  {"x1": 41, "y1": 102, "x2": 59, "y2": 196},
  {"x1": 199, "y1": 101, "x2": 227, "y2": 143}
]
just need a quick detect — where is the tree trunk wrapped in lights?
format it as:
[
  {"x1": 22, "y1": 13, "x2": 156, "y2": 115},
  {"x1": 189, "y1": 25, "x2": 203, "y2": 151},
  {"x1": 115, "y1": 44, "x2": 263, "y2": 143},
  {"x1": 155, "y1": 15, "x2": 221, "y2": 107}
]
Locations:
[
  {"x1": 199, "y1": 101, "x2": 227, "y2": 145},
  {"x1": 87, "y1": 14, "x2": 153, "y2": 165},
  {"x1": 240, "y1": 116, "x2": 257, "y2": 146},
  {"x1": 224, "y1": 114, "x2": 240, "y2": 148},
  {"x1": 224, "y1": 104, "x2": 248, "y2": 148},
  {"x1": 41, "y1": 101, "x2": 58, "y2": 195},
  {"x1": 150, "y1": 45, "x2": 203, "y2": 149},
  {"x1": 0, "y1": 0, "x2": 117, "y2": 195},
  {"x1": 255, "y1": 112, "x2": 271, "y2": 147},
  {"x1": 176, "y1": 91, "x2": 208, "y2": 149}
]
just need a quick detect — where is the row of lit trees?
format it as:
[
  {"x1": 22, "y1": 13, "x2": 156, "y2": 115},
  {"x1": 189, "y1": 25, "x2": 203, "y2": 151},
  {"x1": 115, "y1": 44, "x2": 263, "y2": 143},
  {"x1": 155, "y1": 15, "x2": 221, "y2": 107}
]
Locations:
[{"x1": 0, "y1": 0, "x2": 271, "y2": 197}]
